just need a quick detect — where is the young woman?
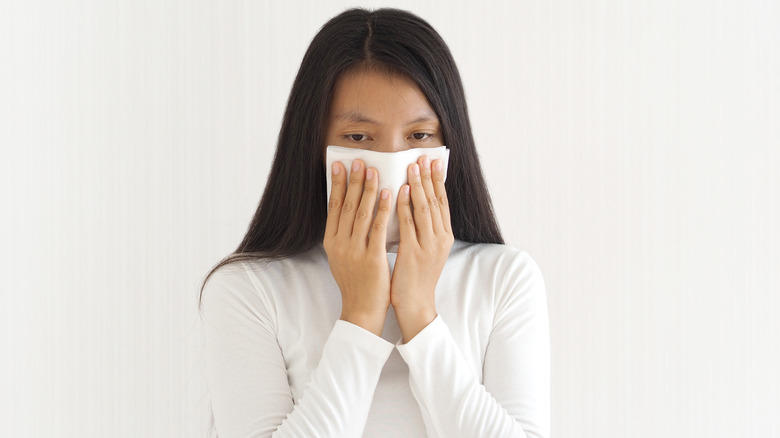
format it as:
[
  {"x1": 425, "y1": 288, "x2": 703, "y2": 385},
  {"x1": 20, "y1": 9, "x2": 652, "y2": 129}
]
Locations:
[{"x1": 199, "y1": 7, "x2": 550, "y2": 438}]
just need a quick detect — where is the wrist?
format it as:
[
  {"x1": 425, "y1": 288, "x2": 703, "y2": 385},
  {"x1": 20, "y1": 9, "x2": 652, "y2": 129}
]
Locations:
[
  {"x1": 393, "y1": 304, "x2": 437, "y2": 343},
  {"x1": 340, "y1": 308, "x2": 388, "y2": 337}
]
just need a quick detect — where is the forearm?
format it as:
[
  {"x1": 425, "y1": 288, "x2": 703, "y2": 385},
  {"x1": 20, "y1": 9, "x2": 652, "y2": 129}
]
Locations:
[
  {"x1": 272, "y1": 320, "x2": 395, "y2": 437},
  {"x1": 205, "y1": 300, "x2": 394, "y2": 438},
  {"x1": 396, "y1": 316, "x2": 545, "y2": 438}
]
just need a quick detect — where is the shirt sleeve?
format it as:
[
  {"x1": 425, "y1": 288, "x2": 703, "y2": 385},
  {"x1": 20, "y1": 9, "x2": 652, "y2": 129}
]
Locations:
[
  {"x1": 200, "y1": 263, "x2": 395, "y2": 438},
  {"x1": 395, "y1": 252, "x2": 550, "y2": 438}
]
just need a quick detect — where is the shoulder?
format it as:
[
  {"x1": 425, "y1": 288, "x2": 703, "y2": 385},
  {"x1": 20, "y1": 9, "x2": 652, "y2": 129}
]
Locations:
[
  {"x1": 202, "y1": 246, "x2": 328, "y2": 293},
  {"x1": 450, "y1": 240, "x2": 544, "y2": 280},
  {"x1": 199, "y1": 246, "x2": 329, "y2": 320},
  {"x1": 199, "y1": 259, "x2": 260, "y2": 321},
  {"x1": 200, "y1": 259, "x2": 253, "y2": 306},
  {"x1": 449, "y1": 240, "x2": 546, "y2": 308}
]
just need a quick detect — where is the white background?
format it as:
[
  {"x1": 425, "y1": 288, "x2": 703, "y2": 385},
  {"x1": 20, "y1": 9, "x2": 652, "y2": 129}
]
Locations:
[{"x1": 2, "y1": 0, "x2": 778, "y2": 437}]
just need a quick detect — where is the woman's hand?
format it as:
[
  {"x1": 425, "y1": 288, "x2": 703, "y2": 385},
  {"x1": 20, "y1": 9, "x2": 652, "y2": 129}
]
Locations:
[
  {"x1": 323, "y1": 159, "x2": 393, "y2": 337},
  {"x1": 391, "y1": 156, "x2": 454, "y2": 343}
]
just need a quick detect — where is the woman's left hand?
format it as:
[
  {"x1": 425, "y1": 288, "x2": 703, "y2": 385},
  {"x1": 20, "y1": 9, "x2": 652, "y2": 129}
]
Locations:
[{"x1": 391, "y1": 155, "x2": 454, "y2": 343}]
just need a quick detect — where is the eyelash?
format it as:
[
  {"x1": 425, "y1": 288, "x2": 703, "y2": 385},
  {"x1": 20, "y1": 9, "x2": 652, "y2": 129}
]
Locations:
[{"x1": 343, "y1": 133, "x2": 433, "y2": 142}]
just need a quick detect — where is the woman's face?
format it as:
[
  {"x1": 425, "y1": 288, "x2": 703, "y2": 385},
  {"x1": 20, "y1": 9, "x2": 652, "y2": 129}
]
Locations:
[{"x1": 324, "y1": 69, "x2": 444, "y2": 152}]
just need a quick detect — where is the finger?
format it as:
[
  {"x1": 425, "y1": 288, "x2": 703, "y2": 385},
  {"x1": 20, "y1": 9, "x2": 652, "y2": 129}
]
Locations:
[
  {"x1": 431, "y1": 159, "x2": 452, "y2": 233},
  {"x1": 352, "y1": 167, "x2": 379, "y2": 244},
  {"x1": 397, "y1": 184, "x2": 418, "y2": 246},
  {"x1": 337, "y1": 159, "x2": 365, "y2": 237},
  {"x1": 418, "y1": 155, "x2": 443, "y2": 234},
  {"x1": 368, "y1": 188, "x2": 392, "y2": 252},
  {"x1": 407, "y1": 162, "x2": 433, "y2": 240},
  {"x1": 325, "y1": 161, "x2": 347, "y2": 237}
]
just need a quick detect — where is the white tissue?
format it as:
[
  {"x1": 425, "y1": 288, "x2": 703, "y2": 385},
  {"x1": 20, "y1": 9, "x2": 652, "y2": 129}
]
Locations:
[{"x1": 325, "y1": 145, "x2": 450, "y2": 246}]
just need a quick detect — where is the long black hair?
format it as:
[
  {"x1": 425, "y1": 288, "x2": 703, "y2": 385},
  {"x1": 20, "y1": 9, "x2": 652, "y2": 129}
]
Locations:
[{"x1": 199, "y1": 7, "x2": 503, "y2": 307}]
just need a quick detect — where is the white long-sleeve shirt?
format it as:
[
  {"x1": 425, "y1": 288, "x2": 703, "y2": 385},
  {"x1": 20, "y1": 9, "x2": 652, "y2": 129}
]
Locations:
[{"x1": 200, "y1": 240, "x2": 550, "y2": 438}]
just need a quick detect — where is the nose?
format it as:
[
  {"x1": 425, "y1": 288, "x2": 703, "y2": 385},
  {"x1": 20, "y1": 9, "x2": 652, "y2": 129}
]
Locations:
[{"x1": 373, "y1": 135, "x2": 407, "y2": 153}]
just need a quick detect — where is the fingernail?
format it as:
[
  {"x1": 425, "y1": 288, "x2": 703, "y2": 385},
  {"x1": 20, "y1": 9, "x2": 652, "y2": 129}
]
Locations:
[
  {"x1": 433, "y1": 160, "x2": 442, "y2": 172},
  {"x1": 422, "y1": 156, "x2": 430, "y2": 169},
  {"x1": 412, "y1": 164, "x2": 419, "y2": 176},
  {"x1": 332, "y1": 162, "x2": 340, "y2": 175},
  {"x1": 351, "y1": 160, "x2": 360, "y2": 172},
  {"x1": 366, "y1": 169, "x2": 374, "y2": 181},
  {"x1": 380, "y1": 189, "x2": 389, "y2": 200},
  {"x1": 403, "y1": 185, "x2": 410, "y2": 196}
]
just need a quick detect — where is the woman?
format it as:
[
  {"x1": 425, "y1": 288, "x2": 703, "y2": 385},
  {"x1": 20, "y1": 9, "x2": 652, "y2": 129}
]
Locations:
[{"x1": 199, "y1": 7, "x2": 549, "y2": 438}]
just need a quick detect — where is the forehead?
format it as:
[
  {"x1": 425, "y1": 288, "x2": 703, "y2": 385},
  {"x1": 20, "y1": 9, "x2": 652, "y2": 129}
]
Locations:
[{"x1": 329, "y1": 69, "x2": 438, "y2": 122}]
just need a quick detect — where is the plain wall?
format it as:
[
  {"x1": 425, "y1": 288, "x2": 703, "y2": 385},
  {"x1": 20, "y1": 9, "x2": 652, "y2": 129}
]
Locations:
[{"x1": 2, "y1": 0, "x2": 777, "y2": 437}]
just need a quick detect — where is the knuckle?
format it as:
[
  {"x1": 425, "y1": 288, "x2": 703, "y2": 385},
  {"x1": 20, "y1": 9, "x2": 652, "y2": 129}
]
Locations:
[
  {"x1": 377, "y1": 200, "x2": 391, "y2": 211},
  {"x1": 349, "y1": 171, "x2": 362, "y2": 184},
  {"x1": 437, "y1": 194, "x2": 448, "y2": 206},
  {"x1": 328, "y1": 198, "x2": 341, "y2": 211},
  {"x1": 372, "y1": 221, "x2": 385, "y2": 232},
  {"x1": 427, "y1": 196, "x2": 439, "y2": 208},
  {"x1": 416, "y1": 203, "x2": 431, "y2": 215},
  {"x1": 357, "y1": 209, "x2": 369, "y2": 220},
  {"x1": 432, "y1": 172, "x2": 445, "y2": 183},
  {"x1": 403, "y1": 215, "x2": 415, "y2": 225},
  {"x1": 341, "y1": 200, "x2": 354, "y2": 213},
  {"x1": 411, "y1": 179, "x2": 423, "y2": 188}
]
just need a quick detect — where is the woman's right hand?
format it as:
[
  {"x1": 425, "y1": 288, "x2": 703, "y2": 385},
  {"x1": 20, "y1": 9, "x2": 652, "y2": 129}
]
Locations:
[{"x1": 323, "y1": 159, "x2": 392, "y2": 337}]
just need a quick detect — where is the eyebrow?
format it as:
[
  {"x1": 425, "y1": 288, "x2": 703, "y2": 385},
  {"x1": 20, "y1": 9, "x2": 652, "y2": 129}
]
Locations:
[{"x1": 334, "y1": 110, "x2": 438, "y2": 126}]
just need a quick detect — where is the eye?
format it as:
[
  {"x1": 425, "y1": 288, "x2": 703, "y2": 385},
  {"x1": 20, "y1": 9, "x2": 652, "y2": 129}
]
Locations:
[
  {"x1": 411, "y1": 132, "x2": 433, "y2": 141},
  {"x1": 345, "y1": 134, "x2": 369, "y2": 142}
]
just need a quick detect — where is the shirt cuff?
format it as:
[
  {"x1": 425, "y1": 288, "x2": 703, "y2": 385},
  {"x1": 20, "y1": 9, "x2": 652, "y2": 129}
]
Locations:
[
  {"x1": 332, "y1": 319, "x2": 396, "y2": 360},
  {"x1": 394, "y1": 314, "x2": 446, "y2": 352}
]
